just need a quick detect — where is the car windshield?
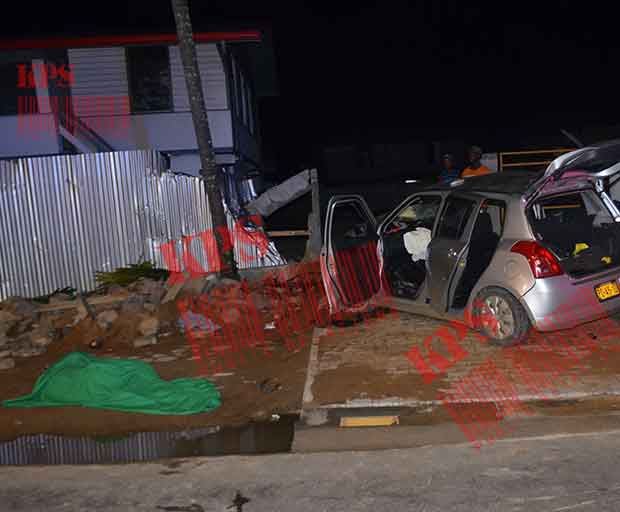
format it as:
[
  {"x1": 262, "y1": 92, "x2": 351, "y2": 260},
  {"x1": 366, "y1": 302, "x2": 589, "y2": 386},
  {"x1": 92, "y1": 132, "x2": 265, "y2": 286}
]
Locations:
[{"x1": 530, "y1": 189, "x2": 620, "y2": 277}]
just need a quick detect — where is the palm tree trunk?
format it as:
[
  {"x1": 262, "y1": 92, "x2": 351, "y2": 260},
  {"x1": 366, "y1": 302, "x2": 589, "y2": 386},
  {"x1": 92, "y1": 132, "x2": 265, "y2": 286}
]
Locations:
[{"x1": 170, "y1": 0, "x2": 236, "y2": 276}]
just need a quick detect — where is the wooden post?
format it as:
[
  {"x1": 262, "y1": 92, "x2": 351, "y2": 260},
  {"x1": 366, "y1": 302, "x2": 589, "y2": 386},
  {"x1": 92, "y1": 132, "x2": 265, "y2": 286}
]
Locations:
[{"x1": 305, "y1": 168, "x2": 322, "y2": 259}]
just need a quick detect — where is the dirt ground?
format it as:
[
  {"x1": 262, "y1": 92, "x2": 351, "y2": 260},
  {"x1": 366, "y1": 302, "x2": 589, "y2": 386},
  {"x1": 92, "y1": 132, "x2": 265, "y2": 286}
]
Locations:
[{"x1": 0, "y1": 300, "x2": 312, "y2": 442}]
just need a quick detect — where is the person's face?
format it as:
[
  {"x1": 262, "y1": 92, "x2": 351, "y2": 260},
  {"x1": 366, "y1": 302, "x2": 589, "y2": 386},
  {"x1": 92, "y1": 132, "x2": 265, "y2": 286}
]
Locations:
[
  {"x1": 443, "y1": 158, "x2": 454, "y2": 170},
  {"x1": 469, "y1": 150, "x2": 481, "y2": 164}
]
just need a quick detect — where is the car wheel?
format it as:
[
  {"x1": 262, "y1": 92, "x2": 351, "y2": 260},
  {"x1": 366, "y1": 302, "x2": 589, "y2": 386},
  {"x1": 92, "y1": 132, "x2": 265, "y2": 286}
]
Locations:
[{"x1": 473, "y1": 287, "x2": 531, "y2": 347}]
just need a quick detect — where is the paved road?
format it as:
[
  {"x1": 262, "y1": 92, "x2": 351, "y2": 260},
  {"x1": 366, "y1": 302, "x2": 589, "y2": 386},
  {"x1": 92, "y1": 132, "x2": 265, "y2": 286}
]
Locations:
[{"x1": 3, "y1": 421, "x2": 620, "y2": 511}]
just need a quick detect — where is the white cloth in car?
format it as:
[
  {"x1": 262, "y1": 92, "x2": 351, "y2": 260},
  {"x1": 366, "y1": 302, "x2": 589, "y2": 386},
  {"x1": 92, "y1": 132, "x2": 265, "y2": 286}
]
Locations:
[{"x1": 403, "y1": 228, "x2": 432, "y2": 262}]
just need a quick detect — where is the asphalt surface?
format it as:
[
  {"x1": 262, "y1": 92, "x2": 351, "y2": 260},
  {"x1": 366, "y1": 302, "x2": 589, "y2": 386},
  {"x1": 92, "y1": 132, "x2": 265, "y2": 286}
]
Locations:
[{"x1": 3, "y1": 415, "x2": 620, "y2": 511}]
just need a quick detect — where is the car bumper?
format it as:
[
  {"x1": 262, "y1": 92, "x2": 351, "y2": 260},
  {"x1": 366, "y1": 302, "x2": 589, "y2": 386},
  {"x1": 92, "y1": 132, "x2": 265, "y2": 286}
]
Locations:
[{"x1": 521, "y1": 270, "x2": 620, "y2": 331}]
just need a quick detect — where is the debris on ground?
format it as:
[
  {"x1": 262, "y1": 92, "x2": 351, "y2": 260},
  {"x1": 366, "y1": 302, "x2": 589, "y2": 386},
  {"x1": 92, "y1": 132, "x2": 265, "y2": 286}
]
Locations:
[
  {"x1": 259, "y1": 378, "x2": 283, "y2": 393},
  {"x1": 0, "y1": 260, "x2": 326, "y2": 439}
]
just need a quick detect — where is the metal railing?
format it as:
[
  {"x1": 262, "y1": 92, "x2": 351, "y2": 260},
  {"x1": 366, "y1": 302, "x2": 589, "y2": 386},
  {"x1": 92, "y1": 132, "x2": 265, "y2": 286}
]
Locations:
[{"x1": 499, "y1": 148, "x2": 575, "y2": 172}]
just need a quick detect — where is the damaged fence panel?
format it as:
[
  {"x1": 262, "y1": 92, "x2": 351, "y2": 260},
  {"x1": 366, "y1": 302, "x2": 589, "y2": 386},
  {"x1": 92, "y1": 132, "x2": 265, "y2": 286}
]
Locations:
[{"x1": 0, "y1": 149, "x2": 284, "y2": 300}]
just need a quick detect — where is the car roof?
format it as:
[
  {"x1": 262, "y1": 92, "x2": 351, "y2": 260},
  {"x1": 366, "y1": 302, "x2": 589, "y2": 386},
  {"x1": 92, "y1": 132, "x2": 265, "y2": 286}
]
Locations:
[{"x1": 424, "y1": 170, "x2": 542, "y2": 196}]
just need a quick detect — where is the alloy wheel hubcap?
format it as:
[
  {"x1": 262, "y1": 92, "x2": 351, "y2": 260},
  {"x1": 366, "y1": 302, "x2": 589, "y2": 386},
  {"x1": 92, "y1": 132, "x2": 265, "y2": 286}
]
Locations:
[{"x1": 482, "y1": 295, "x2": 515, "y2": 339}]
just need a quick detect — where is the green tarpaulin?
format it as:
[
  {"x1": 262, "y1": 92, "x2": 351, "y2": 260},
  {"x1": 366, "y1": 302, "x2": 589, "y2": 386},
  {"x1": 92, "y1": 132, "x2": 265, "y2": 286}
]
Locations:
[{"x1": 2, "y1": 352, "x2": 221, "y2": 415}]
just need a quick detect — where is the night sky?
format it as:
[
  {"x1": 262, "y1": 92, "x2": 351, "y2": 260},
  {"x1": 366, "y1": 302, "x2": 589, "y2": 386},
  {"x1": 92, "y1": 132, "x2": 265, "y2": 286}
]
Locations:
[{"x1": 2, "y1": 1, "x2": 619, "y2": 177}]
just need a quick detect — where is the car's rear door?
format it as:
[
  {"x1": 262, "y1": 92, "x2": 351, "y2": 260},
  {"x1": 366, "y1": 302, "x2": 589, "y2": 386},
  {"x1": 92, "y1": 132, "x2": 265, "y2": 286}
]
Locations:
[
  {"x1": 320, "y1": 195, "x2": 382, "y2": 315},
  {"x1": 426, "y1": 193, "x2": 485, "y2": 313}
]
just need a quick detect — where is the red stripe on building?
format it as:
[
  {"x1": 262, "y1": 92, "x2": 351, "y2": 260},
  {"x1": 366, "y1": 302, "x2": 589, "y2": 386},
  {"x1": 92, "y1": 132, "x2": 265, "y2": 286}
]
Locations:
[{"x1": 0, "y1": 31, "x2": 262, "y2": 50}]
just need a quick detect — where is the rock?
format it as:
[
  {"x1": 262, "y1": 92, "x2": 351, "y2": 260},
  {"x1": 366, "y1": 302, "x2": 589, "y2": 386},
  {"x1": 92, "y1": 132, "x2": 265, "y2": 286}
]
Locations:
[
  {"x1": 2, "y1": 297, "x2": 38, "y2": 319},
  {"x1": 29, "y1": 330, "x2": 54, "y2": 348},
  {"x1": 146, "y1": 281, "x2": 166, "y2": 304},
  {"x1": 11, "y1": 345, "x2": 45, "y2": 358},
  {"x1": 72, "y1": 307, "x2": 88, "y2": 326},
  {"x1": 259, "y1": 378, "x2": 282, "y2": 393},
  {"x1": 247, "y1": 291, "x2": 271, "y2": 311},
  {"x1": 133, "y1": 335, "x2": 157, "y2": 348},
  {"x1": 0, "y1": 349, "x2": 11, "y2": 359},
  {"x1": 120, "y1": 296, "x2": 145, "y2": 315},
  {"x1": 138, "y1": 315, "x2": 159, "y2": 337},
  {"x1": 96, "y1": 310, "x2": 118, "y2": 329},
  {"x1": 104, "y1": 284, "x2": 126, "y2": 296},
  {"x1": 0, "y1": 310, "x2": 20, "y2": 324},
  {"x1": 0, "y1": 358, "x2": 15, "y2": 370},
  {"x1": 134, "y1": 278, "x2": 165, "y2": 299},
  {"x1": 15, "y1": 320, "x2": 33, "y2": 335},
  {"x1": 143, "y1": 303, "x2": 157, "y2": 313},
  {"x1": 181, "y1": 275, "x2": 214, "y2": 297}
]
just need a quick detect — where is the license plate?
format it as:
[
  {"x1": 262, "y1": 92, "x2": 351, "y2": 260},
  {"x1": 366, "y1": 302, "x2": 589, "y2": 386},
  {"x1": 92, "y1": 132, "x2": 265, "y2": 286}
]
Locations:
[{"x1": 595, "y1": 281, "x2": 620, "y2": 301}]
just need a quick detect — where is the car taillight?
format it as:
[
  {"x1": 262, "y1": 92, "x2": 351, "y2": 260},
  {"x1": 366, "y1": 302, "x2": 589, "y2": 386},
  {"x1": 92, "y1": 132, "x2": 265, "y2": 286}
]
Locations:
[{"x1": 511, "y1": 240, "x2": 564, "y2": 278}]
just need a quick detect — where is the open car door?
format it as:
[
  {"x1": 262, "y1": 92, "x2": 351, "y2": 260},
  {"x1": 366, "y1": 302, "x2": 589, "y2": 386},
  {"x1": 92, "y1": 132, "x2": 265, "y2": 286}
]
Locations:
[
  {"x1": 320, "y1": 195, "x2": 382, "y2": 316},
  {"x1": 426, "y1": 193, "x2": 485, "y2": 313}
]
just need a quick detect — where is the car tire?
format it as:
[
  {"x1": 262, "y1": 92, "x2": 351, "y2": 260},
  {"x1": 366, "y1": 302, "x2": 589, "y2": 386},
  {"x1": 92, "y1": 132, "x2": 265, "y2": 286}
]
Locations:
[{"x1": 472, "y1": 287, "x2": 531, "y2": 347}]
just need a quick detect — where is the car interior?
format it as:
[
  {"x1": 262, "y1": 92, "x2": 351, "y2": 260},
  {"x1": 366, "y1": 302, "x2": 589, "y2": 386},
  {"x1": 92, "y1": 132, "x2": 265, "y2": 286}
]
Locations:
[
  {"x1": 530, "y1": 189, "x2": 620, "y2": 277},
  {"x1": 451, "y1": 200, "x2": 505, "y2": 308},
  {"x1": 381, "y1": 196, "x2": 442, "y2": 300}
]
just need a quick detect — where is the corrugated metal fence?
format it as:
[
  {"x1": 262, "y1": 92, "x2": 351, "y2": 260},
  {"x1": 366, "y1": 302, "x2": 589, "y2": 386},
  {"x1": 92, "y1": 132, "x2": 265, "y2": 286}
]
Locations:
[{"x1": 0, "y1": 150, "x2": 284, "y2": 300}]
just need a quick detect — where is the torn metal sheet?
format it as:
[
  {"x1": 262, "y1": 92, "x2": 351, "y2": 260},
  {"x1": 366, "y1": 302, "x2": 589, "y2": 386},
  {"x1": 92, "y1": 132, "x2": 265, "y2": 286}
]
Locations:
[{"x1": 245, "y1": 169, "x2": 312, "y2": 217}]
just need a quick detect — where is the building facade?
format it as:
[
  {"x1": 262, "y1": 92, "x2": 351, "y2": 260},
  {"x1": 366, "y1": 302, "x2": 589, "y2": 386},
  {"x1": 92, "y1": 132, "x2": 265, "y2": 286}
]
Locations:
[{"x1": 0, "y1": 31, "x2": 274, "y2": 184}]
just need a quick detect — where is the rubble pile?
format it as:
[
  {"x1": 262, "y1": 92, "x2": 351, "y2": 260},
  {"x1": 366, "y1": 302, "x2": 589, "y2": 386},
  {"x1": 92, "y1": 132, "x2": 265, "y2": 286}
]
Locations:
[
  {"x1": 0, "y1": 277, "x2": 169, "y2": 371},
  {"x1": 0, "y1": 262, "x2": 329, "y2": 372}
]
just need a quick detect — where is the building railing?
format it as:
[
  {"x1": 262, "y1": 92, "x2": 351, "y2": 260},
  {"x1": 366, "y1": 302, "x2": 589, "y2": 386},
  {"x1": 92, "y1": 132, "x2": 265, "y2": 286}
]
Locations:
[{"x1": 498, "y1": 148, "x2": 575, "y2": 172}]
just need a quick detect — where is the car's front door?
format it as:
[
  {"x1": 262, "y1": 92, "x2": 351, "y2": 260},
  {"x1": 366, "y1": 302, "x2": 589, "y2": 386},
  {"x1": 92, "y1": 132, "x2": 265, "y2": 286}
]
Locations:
[
  {"x1": 320, "y1": 195, "x2": 381, "y2": 315},
  {"x1": 426, "y1": 193, "x2": 484, "y2": 313}
]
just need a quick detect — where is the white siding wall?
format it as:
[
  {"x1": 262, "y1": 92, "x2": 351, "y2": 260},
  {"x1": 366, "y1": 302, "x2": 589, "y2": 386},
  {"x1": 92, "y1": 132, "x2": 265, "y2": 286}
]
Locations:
[
  {"x1": 169, "y1": 44, "x2": 228, "y2": 112},
  {"x1": 67, "y1": 47, "x2": 130, "y2": 117}
]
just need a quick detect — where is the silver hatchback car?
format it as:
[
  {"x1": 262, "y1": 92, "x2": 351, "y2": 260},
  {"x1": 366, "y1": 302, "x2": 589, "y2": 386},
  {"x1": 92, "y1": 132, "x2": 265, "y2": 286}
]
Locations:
[{"x1": 320, "y1": 140, "x2": 620, "y2": 345}]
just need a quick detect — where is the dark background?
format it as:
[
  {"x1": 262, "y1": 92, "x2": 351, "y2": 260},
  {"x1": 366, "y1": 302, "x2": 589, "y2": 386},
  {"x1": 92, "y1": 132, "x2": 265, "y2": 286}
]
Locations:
[{"x1": 2, "y1": 1, "x2": 619, "y2": 183}]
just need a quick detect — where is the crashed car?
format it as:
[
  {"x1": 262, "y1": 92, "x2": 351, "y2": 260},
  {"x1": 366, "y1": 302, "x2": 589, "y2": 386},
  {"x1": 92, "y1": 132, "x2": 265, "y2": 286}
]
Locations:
[{"x1": 320, "y1": 140, "x2": 620, "y2": 345}]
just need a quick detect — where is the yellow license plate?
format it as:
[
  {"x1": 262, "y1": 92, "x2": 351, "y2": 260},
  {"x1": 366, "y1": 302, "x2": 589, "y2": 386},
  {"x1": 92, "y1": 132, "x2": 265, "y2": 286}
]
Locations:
[{"x1": 595, "y1": 281, "x2": 620, "y2": 301}]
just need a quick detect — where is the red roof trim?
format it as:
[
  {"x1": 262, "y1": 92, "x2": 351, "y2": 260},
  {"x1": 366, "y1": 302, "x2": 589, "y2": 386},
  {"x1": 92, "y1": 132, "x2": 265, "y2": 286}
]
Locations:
[{"x1": 0, "y1": 31, "x2": 262, "y2": 50}]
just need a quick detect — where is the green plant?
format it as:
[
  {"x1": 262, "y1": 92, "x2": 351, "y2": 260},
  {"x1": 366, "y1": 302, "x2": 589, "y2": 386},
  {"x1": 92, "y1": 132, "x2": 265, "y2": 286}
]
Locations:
[{"x1": 95, "y1": 262, "x2": 169, "y2": 287}]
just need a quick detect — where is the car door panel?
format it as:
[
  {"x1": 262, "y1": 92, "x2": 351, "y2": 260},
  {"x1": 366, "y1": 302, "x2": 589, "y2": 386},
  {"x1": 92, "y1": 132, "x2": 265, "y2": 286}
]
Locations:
[
  {"x1": 426, "y1": 194, "x2": 484, "y2": 313},
  {"x1": 320, "y1": 195, "x2": 382, "y2": 315}
]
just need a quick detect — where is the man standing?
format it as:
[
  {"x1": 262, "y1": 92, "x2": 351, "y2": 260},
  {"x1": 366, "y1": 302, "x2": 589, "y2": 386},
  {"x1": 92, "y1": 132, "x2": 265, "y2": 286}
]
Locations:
[
  {"x1": 461, "y1": 145, "x2": 492, "y2": 178},
  {"x1": 438, "y1": 153, "x2": 460, "y2": 184}
]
